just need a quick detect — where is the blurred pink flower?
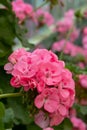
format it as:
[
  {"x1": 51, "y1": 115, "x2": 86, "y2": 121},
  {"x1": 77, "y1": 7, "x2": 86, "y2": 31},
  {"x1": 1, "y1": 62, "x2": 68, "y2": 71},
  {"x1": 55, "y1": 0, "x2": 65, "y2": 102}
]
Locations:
[
  {"x1": 56, "y1": 18, "x2": 73, "y2": 34},
  {"x1": 34, "y1": 111, "x2": 50, "y2": 128},
  {"x1": 12, "y1": 0, "x2": 34, "y2": 23},
  {"x1": 70, "y1": 28, "x2": 79, "y2": 42},
  {"x1": 78, "y1": 62, "x2": 85, "y2": 69},
  {"x1": 83, "y1": 27, "x2": 87, "y2": 36},
  {"x1": 64, "y1": 9, "x2": 74, "y2": 19},
  {"x1": 71, "y1": 117, "x2": 86, "y2": 130},
  {"x1": 79, "y1": 74, "x2": 87, "y2": 88},
  {"x1": 35, "y1": 9, "x2": 54, "y2": 26},
  {"x1": 82, "y1": 36, "x2": 87, "y2": 49}
]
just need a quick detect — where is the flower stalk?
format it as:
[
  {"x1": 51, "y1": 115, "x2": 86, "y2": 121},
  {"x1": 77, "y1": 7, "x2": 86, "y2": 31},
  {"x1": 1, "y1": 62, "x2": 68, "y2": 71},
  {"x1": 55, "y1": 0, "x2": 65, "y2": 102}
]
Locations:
[{"x1": 0, "y1": 93, "x2": 23, "y2": 99}]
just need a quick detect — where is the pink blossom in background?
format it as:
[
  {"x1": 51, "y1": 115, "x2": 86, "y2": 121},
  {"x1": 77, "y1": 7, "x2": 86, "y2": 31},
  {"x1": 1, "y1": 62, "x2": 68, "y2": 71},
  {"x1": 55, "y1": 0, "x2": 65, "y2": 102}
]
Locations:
[
  {"x1": 82, "y1": 36, "x2": 87, "y2": 49},
  {"x1": 79, "y1": 74, "x2": 87, "y2": 88},
  {"x1": 64, "y1": 9, "x2": 74, "y2": 19},
  {"x1": 70, "y1": 117, "x2": 86, "y2": 130},
  {"x1": 34, "y1": 111, "x2": 50, "y2": 128},
  {"x1": 78, "y1": 62, "x2": 85, "y2": 69},
  {"x1": 52, "y1": 39, "x2": 86, "y2": 57},
  {"x1": 83, "y1": 10, "x2": 87, "y2": 18},
  {"x1": 56, "y1": 9, "x2": 74, "y2": 34},
  {"x1": 35, "y1": 9, "x2": 54, "y2": 26},
  {"x1": 52, "y1": 40, "x2": 75, "y2": 56},
  {"x1": 4, "y1": 48, "x2": 75, "y2": 130},
  {"x1": 83, "y1": 27, "x2": 87, "y2": 36},
  {"x1": 80, "y1": 99, "x2": 87, "y2": 105},
  {"x1": 56, "y1": 18, "x2": 73, "y2": 34},
  {"x1": 12, "y1": 0, "x2": 34, "y2": 23},
  {"x1": 70, "y1": 28, "x2": 79, "y2": 42},
  {"x1": 69, "y1": 108, "x2": 77, "y2": 118}
]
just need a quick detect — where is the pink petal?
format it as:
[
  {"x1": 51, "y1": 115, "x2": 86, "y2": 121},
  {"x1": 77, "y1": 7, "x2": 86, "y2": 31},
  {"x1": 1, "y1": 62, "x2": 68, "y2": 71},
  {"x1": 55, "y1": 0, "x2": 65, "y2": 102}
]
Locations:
[
  {"x1": 34, "y1": 111, "x2": 49, "y2": 128},
  {"x1": 4, "y1": 62, "x2": 13, "y2": 71},
  {"x1": 60, "y1": 89, "x2": 69, "y2": 99},
  {"x1": 44, "y1": 99, "x2": 58, "y2": 113},
  {"x1": 34, "y1": 95, "x2": 44, "y2": 108},
  {"x1": 58, "y1": 104, "x2": 67, "y2": 116}
]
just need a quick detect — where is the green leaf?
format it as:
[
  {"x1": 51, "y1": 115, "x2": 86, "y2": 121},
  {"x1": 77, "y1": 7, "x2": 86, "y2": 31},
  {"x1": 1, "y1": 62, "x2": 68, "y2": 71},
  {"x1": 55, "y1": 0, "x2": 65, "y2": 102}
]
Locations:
[
  {"x1": 7, "y1": 97, "x2": 33, "y2": 125},
  {"x1": 73, "y1": 103, "x2": 87, "y2": 115},
  {"x1": 0, "y1": 102, "x2": 5, "y2": 119},
  {"x1": 27, "y1": 122, "x2": 41, "y2": 130},
  {"x1": 0, "y1": 42, "x2": 10, "y2": 58},
  {"x1": 0, "y1": 0, "x2": 12, "y2": 8},
  {"x1": 79, "y1": 105, "x2": 87, "y2": 115},
  {"x1": 0, "y1": 11, "x2": 15, "y2": 46},
  {"x1": 3, "y1": 108, "x2": 14, "y2": 129},
  {"x1": 0, "y1": 119, "x2": 5, "y2": 130},
  {"x1": 63, "y1": 118, "x2": 72, "y2": 130},
  {"x1": 0, "y1": 67, "x2": 14, "y2": 93}
]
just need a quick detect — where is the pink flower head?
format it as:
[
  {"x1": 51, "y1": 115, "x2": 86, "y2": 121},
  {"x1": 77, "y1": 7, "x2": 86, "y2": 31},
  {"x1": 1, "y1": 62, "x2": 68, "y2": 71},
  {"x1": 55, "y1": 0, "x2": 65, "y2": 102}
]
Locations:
[
  {"x1": 80, "y1": 99, "x2": 87, "y2": 105},
  {"x1": 79, "y1": 74, "x2": 87, "y2": 88},
  {"x1": 56, "y1": 18, "x2": 73, "y2": 34},
  {"x1": 34, "y1": 88, "x2": 59, "y2": 113},
  {"x1": 83, "y1": 27, "x2": 87, "y2": 36},
  {"x1": 78, "y1": 62, "x2": 85, "y2": 69},
  {"x1": 34, "y1": 111, "x2": 50, "y2": 128},
  {"x1": 35, "y1": 9, "x2": 54, "y2": 26},
  {"x1": 64, "y1": 9, "x2": 74, "y2": 19},
  {"x1": 83, "y1": 10, "x2": 87, "y2": 18},
  {"x1": 70, "y1": 28, "x2": 79, "y2": 42},
  {"x1": 12, "y1": 0, "x2": 34, "y2": 23},
  {"x1": 82, "y1": 36, "x2": 87, "y2": 49},
  {"x1": 4, "y1": 48, "x2": 75, "y2": 130},
  {"x1": 71, "y1": 117, "x2": 86, "y2": 130}
]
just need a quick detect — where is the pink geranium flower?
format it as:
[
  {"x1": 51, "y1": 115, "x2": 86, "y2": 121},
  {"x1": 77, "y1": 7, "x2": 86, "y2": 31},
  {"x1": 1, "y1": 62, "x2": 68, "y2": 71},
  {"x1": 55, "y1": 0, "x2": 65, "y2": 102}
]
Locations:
[
  {"x1": 34, "y1": 111, "x2": 50, "y2": 129},
  {"x1": 34, "y1": 88, "x2": 59, "y2": 113},
  {"x1": 4, "y1": 48, "x2": 75, "y2": 130},
  {"x1": 35, "y1": 9, "x2": 54, "y2": 27},
  {"x1": 79, "y1": 74, "x2": 87, "y2": 88},
  {"x1": 71, "y1": 117, "x2": 86, "y2": 130},
  {"x1": 12, "y1": 0, "x2": 34, "y2": 23}
]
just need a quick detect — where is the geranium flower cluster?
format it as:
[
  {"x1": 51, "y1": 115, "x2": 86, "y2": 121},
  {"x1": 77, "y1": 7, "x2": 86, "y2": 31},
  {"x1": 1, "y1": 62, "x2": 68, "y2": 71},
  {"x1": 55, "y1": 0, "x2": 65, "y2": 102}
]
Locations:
[
  {"x1": 35, "y1": 8, "x2": 54, "y2": 27},
  {"x1": 12, "y1": 0, "x2": 34, "y2": 23},
  {"x1": 11, "y1": 0, "x2": 54, "y2": 27},
  {"x1": 79, "y1": 74, "x2": 87, "y2": 89},
  {"x1": 4, "y1": 48, "x2": 75, "y2": 130},
  {"x1": 69, "y1": 109, "x2": 87, "y2": 130},
  {"x1": 56, "y1": 10, "x2": 74, "y2": 33},
  {"x1": 52, "y1": 39, "x2": 87, "y2": 57},
  {"x1": 82, "y1": 27, "x2": 87, "y2": 49}
]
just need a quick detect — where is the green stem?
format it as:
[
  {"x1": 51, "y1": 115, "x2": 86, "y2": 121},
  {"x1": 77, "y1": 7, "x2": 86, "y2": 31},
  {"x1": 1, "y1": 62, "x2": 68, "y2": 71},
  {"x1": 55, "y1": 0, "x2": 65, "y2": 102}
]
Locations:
[
  {"x1": 59, "y1": 26, "x2": 74, "y2": 59},
  {"x1": 0, "y1": 93, "x2": 23, "y2": 99}
]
